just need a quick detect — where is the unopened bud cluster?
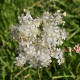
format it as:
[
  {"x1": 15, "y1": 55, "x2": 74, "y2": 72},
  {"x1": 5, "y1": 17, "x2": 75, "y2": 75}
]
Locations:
[
  {"x1": 10, "y1": 10, "x2": 68, "y2": 67},
  {"x1": 68, "y1": 44, "x2": 80, "y2": 53}
]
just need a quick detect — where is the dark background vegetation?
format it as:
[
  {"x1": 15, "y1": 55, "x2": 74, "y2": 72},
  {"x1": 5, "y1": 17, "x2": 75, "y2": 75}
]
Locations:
[{"x1": 0, "y1": 0, "x2": 80, "y2": 80}]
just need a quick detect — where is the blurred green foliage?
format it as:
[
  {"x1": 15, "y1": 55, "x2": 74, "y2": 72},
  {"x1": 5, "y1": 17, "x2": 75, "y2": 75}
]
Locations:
[{"x1": 0, "y1": 0, "x2": 80, "y2": 80}]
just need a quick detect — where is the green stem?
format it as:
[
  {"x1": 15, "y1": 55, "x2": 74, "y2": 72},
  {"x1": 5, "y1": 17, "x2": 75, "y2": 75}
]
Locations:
[
  {"x1": 38, "y1": 67, "x2": 41, "y2": 80},
  {"x1": 14, "y1": 66, "x2": 30, "y2": 80},
  {"x1": 52, "y1": 75, "x2": 76, "y2": 80},
  {"x1": 67, "y1": 29, "x2": 80, "y2": 40}
]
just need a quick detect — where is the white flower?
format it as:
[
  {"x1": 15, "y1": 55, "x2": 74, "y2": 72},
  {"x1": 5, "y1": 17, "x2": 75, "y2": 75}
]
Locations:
[
  {"x1": 57, "y1": 10, "x2": 61, "y2": 13},
  {"x1": 10, "y1": 10, "x2": 68, "y2": 67},
  {"x1": 63, "y1": 12, "x2": 66, "y2": 16}
]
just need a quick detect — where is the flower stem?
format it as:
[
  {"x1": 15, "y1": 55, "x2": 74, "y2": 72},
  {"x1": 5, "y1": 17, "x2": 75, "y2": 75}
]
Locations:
[{"x1": 38, "y1": 67, "x2": 41, "y2": 80}]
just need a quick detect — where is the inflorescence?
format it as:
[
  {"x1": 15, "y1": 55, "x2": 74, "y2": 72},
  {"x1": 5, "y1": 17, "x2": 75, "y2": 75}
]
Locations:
[{"x1": 10, "y1": 9, "x2": 68, "y2": 67}]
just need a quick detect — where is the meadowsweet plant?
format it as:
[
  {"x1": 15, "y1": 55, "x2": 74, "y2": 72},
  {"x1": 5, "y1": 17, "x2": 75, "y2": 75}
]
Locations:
[{"x1": 10, "y1": 9, "x2": 68, "y2": 68}]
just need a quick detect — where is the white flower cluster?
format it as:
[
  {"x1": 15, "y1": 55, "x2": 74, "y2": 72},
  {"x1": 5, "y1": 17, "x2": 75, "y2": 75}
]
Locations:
[{"x1": 10, "y1": 10, "x2": 68, "y2": 67}]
